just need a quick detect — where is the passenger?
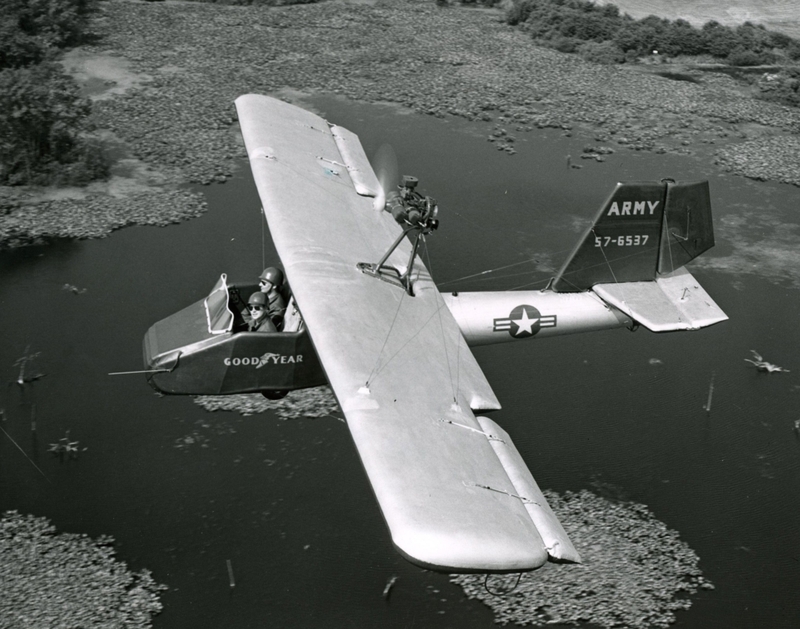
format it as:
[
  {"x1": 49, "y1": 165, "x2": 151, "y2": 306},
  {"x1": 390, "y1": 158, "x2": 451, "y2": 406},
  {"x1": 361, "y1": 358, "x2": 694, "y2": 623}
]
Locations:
[
  {"x1": 258, "y1": 267, "x2": 287, "y2": 328},
  {"x1": 244, "y1": 292, "x2": 278, "y2": 333}
]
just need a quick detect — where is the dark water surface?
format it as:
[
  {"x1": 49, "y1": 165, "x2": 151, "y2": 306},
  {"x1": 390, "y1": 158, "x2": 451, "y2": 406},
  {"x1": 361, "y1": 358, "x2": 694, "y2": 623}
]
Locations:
[{"x1": 2, "y1": 95, "x2": 799, "y2": 628}]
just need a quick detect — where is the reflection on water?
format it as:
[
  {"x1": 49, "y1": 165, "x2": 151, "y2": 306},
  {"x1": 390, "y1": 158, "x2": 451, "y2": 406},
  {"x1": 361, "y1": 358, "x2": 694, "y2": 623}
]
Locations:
[{"x1": 1, "y1": 95, "x2": 800, "y2": 628}]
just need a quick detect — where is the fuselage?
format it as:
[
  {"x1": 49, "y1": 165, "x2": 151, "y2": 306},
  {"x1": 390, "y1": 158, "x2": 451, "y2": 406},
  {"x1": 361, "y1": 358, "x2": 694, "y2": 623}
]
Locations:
[{"x1": 143, "y1": 283, "x2": 633, "y2": 397}]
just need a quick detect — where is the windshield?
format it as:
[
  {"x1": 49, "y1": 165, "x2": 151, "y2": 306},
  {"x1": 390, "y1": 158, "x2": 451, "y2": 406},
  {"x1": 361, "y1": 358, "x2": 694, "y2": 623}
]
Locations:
[{"x1": 204, "y1": 273, "x2": 234, "y2": 334}]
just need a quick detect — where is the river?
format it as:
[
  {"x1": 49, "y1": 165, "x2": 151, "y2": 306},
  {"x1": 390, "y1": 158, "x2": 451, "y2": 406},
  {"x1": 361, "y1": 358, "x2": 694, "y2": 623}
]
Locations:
[{"x1": 1, "y1": 94, "x2": 799, "y2": 628}]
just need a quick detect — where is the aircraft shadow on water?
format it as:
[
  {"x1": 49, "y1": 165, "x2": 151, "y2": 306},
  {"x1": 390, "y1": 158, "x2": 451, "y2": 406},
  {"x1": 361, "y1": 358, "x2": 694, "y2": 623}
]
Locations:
[{"x1": 143, "y1": 95, "x2": 727, "y2": 574}]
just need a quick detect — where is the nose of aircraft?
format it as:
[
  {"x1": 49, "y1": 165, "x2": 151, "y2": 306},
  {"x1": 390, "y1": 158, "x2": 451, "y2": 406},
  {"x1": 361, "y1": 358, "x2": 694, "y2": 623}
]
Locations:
[{"x1": 142, "y1": 299, "x2": 212, "y2": 393}]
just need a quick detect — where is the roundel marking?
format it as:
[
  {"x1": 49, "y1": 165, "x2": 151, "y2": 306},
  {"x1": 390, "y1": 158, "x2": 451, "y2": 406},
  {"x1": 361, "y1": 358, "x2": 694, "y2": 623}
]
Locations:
[
  {"x1": 507, "y1": 304, "x2": 541, "y2": 338},
  {"x1": 492, "y1": 305, "x2": 557, "y2": 338}
]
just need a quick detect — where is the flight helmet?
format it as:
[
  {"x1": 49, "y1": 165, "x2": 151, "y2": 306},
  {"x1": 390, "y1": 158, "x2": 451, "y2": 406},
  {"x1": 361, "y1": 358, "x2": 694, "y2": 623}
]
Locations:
[
  {"x1": 248, "y1": 292, "x2": 268, "y2": 307},
  {"x1": 259, "y1": 267, "x2": 284, "y2": 286}
]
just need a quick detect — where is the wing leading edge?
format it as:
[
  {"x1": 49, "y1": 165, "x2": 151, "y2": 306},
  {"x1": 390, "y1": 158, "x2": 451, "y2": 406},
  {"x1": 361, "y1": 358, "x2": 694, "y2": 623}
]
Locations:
[{"x1": 235, "y1": 94, "x2": 578, "y2": 572}]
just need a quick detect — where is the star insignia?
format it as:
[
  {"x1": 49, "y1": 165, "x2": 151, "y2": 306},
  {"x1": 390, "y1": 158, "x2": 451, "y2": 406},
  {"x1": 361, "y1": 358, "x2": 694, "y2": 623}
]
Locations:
[
  {"x1": 493, "y1": 305, "x2": 557, "y2": 338},
  {"x1": 511, "y1": 308, "x2": 539, "y2": 337}
]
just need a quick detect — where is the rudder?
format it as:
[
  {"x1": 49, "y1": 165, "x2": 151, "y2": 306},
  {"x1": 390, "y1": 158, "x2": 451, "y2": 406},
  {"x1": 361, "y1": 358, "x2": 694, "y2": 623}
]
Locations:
[{"x1": 658, "y1": 180, "x2": 714, "y2": 274}]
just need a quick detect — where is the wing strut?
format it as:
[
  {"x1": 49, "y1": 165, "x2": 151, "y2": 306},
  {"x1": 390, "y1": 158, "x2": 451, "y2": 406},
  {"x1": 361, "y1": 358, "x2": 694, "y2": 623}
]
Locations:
[
  {"x1": 358, "y1": 225, "x2": 426, "y2": 295},
  {"x1": 358, "y1": 176, "x2": 440, "y2": 295}
]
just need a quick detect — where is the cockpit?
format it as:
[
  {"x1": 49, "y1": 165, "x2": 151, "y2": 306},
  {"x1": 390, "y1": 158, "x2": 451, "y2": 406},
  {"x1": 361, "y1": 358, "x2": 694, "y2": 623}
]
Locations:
[
  {"x1": 204, "y1": 273, "x2": 304, "y2": 336},
  {"x1": 144, "y1": 271, "x2": 324, "y2": 397}
]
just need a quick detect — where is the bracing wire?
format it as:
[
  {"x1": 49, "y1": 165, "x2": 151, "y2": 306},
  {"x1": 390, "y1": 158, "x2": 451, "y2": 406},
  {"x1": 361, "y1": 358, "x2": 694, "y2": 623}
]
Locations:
[
  {"x1": 423, "y1": 237, "x2": 457, "y2": 404},
  {"x1": 551, "y1": 238, "x2": 661, "y2": 292},
  {"x1": 0, "y1": 424, "x2": 50, "y2": 483},
  {"x1": 592, "y1": 227, "x2": 620, "y2": 285},
  {"x1": 507, "y1": 276, "x2": 556, "y2": 291},
  {"x1": 368, "y1": 299, "x2": 450, "y2": 387},
  {"x1": 666, "y1": 223, "x2": 675, "y2": 272},
  {"x1": 260, "y1": 207, "x2": 266, "y2": 270},
  {"x1": 590, "y1": 226, "x2": 636, "y2": 316},
  {"x1": 365, "y1": 286, "x2": 408, "y2": 388},
  {"x1": 437, "y1": 257, "x2": 545, "y2": 288}
]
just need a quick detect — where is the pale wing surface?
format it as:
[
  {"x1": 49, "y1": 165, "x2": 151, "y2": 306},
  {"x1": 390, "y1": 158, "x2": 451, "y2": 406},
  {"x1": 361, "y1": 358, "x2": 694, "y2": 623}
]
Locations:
[
  {"x1": 235, "y1": 94, "x2": 576, "y2": 571},
  {"x1": 594, "y1": 268, "x2": 728, "y2": 332}
]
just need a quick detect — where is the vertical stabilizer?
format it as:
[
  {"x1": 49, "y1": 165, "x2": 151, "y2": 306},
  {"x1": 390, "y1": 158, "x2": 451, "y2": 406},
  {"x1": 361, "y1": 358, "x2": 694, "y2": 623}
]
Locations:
[{"x1": 552, "y1": 182, "x2": 666, "y2": 292}]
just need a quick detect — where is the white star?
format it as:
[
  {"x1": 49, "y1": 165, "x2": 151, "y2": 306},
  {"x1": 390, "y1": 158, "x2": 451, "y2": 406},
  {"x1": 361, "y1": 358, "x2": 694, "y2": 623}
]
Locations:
[{"x1": 512, "y1": 309, "x2": 539, "y2": 336}]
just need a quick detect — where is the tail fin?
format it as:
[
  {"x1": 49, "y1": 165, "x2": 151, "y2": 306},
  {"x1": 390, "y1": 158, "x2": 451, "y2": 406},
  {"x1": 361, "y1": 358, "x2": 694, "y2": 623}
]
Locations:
[{"x1": 552, "y1": 180, "x2": 713, "y2": 292}]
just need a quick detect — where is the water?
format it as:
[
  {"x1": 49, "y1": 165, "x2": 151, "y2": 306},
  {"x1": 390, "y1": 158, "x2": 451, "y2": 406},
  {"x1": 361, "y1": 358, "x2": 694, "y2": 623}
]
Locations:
[{"x1": 2, "y1": 94, "x2": 799, "y2": 628}]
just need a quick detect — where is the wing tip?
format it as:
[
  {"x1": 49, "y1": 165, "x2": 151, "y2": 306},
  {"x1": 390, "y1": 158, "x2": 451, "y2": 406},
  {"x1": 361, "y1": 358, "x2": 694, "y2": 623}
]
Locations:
[
  {"x1": 392, "y1": 542, "x2": 548, "y2": 575},
  {"x1": 390, "y1": 528, "x2": 548, "y2": 574}
]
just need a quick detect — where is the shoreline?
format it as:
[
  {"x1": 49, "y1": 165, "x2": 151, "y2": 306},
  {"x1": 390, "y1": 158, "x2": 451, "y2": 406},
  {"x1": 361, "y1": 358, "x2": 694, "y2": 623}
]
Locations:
[{"x1": 2, "y1": 0, "x2": 800, "y2": 250}]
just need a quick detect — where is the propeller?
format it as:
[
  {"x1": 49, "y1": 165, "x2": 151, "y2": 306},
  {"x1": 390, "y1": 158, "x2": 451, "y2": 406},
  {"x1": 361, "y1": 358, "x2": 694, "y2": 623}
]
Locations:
[{"x1": 372, "y1": 143, "x2": 400, "y2": 212}]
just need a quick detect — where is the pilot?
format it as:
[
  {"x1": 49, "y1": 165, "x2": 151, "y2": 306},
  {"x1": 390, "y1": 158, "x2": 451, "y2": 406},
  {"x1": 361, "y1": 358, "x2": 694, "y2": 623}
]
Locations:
[
  {"x1": 244, "y1": 292, "x2": 278, "y2": 332},
  {"x1": 258, "y1": 267, "x2": 287, "y2": 328}
]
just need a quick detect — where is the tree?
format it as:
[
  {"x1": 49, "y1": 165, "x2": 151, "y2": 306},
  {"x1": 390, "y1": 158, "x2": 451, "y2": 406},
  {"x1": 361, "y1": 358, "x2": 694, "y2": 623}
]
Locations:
[
  {"x1": 1, "y1": 0, "x2": 100, "y2": 70},
  {"x1": 700, "y1": 21, "x2": 740, "y2": 58},
  {"x1": 11, "y1": 0, "x2": 99, "y2": 47},
  {"x1": 659, "y1": 19, "x2": 705, "y2": 56},
  {"x1": 0, "y1": 19, "x2": 47, "y2": 69},
  {"x1": 0, "y1": 62, "x2": 105, "y2": 185},
  {"x1": 613, "y1": 22, "x2": 658, "y2": 56}
]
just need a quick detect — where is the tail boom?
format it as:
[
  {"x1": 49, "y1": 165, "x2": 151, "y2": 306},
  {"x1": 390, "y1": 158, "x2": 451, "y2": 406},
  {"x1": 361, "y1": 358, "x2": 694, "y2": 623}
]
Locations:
[
  {"x1": 442, "y1": 290, "x2": 632, "y2": 347},
  {"x1": 444, "y1": 179, "x2": 726, "y2": 344}
]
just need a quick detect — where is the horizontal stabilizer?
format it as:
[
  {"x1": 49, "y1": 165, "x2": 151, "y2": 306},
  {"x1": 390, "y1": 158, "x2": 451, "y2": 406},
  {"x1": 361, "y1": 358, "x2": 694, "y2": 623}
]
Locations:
[{"x1": 593, "y1": 268, "x2": 727, "y2": 332}]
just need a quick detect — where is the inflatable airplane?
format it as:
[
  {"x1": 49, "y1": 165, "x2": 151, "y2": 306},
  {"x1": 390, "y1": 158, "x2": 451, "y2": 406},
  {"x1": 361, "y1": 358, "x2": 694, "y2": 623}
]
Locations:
[{"x1": 144, "y1": 94, "x2": 727, "y2": 573}]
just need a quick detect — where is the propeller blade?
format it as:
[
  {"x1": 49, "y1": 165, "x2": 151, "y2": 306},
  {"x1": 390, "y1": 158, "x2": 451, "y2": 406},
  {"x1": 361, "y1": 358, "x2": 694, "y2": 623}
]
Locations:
[{"x1": 372, "y1": 143, "x2": 400, "y2": 211}]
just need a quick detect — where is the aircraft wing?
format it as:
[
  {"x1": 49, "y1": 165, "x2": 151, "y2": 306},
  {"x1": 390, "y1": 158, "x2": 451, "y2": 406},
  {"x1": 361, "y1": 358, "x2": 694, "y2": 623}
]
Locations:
[{"x1": 235, "y1": 94, "x2": 579, "y2": 572}]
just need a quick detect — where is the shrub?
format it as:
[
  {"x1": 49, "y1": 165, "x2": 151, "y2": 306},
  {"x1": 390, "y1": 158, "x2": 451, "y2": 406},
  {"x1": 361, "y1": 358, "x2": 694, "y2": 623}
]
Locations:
[
  {"x1": 506, "y1": 0, "x2": 536, "y2": 25},
  {"x1": 577, "y1": 40, "x2": 625, "y2": 64},
  {"x1": 788, "y1": 42, "x2": 800, "y2": 61},
  {"x1": 727, "y1": 48, "x2": 774, "y2": 66},
  {"x1": 550, "y1": 36, "x2": 580, "y2": 53}
]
